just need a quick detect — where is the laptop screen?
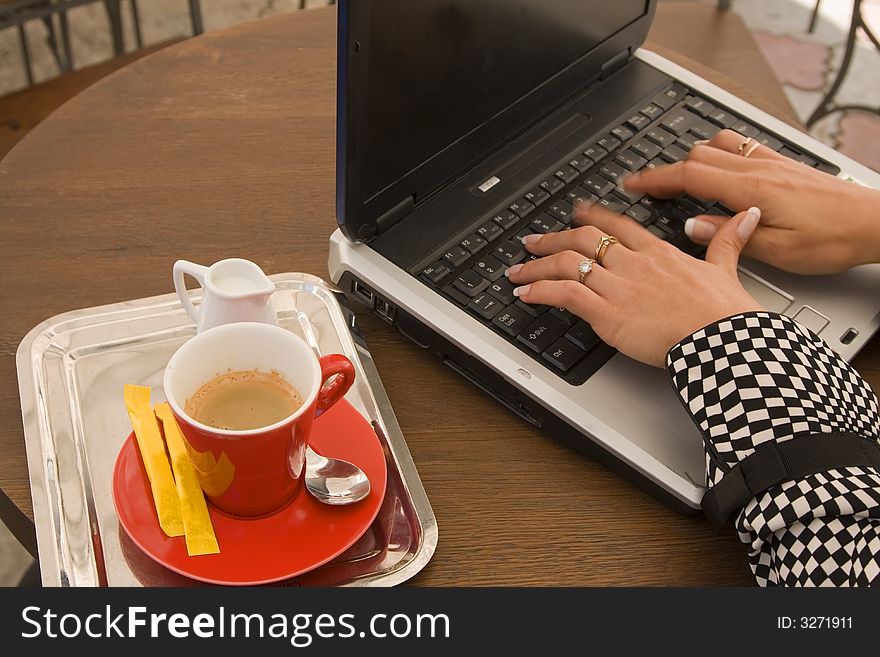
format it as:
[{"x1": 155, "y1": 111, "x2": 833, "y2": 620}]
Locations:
[{"x1": 358, "y1": 0, "x2": 650, "y2": 202}]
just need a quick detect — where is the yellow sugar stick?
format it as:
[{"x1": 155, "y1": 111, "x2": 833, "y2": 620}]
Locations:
[
  {"x1": 155, "y1": 403, "x2": 220, "y2": 556},
  {"x1": 123, "y1": 385, "x2": 184, "y2": 538}
]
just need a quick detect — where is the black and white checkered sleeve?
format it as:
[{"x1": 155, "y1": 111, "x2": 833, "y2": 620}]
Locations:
[{"x1": 666, "y1": 312, "x2": 880, "y2": 586}]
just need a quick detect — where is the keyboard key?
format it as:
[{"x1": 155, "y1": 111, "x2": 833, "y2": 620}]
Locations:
[
  {"x1": 583, "y1": 144, "x2": 608, "y2": 162},
  {"x1": 676, "y1": 133, "x2": 698, "y2": 152},
  {"x1": 453, "y1": 270, "x2": 489, "y2": 297},
  {"x1": 554, "y1": 164, "x2": 580, "y2": 184},
  {"x1": 650, "y1": 89, "x2": 677, "y2": 111},
  {"x1": 473, "y1": 255, "x2": 505, "y2": 282},
  {"x1": 568, "y1": 155, "x2": 593, "y2": 173},
  {"x1": 494, "y1": 239, "x2": 526, "y2": 265},
  {"x1": 647, "y1": 224, "x2": 669, "y2": 240},
  {"x1": 660, "y1": 108, "x2": 699, "y2": 136},
  {"x1": 487, "y1": 278, "x2": 516, "y2": 305},
  {"x1": 476, "y1": 221, "x2": 504, "y2": 242},
  {"x1": 632, "y1": 138, "x2": 662, "y2": 160},
  {"x1": 444, "y1": 284, "x2": 471, "y2": 306},
  {"x1": 816, "y1": 161, "x2": 839, "y2": 175},
  {"x1": 684, "y1": 96, "x2": 715, "y2": 118},
  {"x1": 730, "y1": 120, "x2": 759, "y2": 138},
  {"x1": 613, "y1": 187, "x2": 644, "y2": 205},
  {"x1": 596, "y1": 134, "x2": 621, "y2": 152},
  {"x1": 597, "y1": 196, "x2": 629, "y2": 214},
  {"x1": 654, "y1": 215, "x2": 684, "y2": 237},
  {"x1": 599, "y1": 161, "x2": 627, "y2": 184},
  {"x1": 565, "y1": 320, "x2": 600, "y2": 351},
  {"x1": 689, "y1": 119, "x2": 720, "y2": 141},
  {"x1": 644, "y1": 157, "x2": 665, "y2": 171},
  {"x1": 660, "y1": 144, "x2": 688, "y2": 163},
  {"x1": 515, "y1": 300, "x2": 545, "y2": 318},
  {"x1": 667, "y1": 83, "x2": 688, "y2": 102},
  {"x1": 530, "y1": 214, "x2": 564, "y2": 234},
  {"x1": 583, "y1": 175, "x2": 615, "y2": 197},
  {"x1": 625, "y1": 204, "x2": 653, "y2": 225},
  {"x1": 492, "y1": 304, "x2": 532, "y2": 337},
  {"x1": 468, "y1": 292, "x2": 504, "y2": 321},
  {"x1": 566, "y1": 187, "x2": 599, "y2": 206},
  {"x1": 539, "y1": 176, "x2": 565, "y2": 195},
  {"x1": 421, "y1": 261, "x2": 452, "y2": 284},
  {"x1": 756, "y1": 132, "x2": 783, "y2": 151},
  {"x1": 443, "y1": 245, "x2": 470, "y2": 267},
  {"x1": 611, "y1": 125, "x2": 635, "y2": 142},
  {"x1": 547, "y1": 201, "x2": 574, "y2": 224},
  {"x1": 626, "y1": 114, "x2": 651, "y2": 132},
  {"x1": 549, "y1": 306, "x2": 578, "y2": 326},
  {"x1": 639, "y1": 103, "x2": 664, "y2": 120},
  {"x1": 518, "y1": 315, "x2": 567, "y2": 354},
  {"x1": 523, "y1": 187, "x2": 550, "y2": 207},
  {"x1": 460, "y1": 234, "x2": 488, "y2": 254},
  {"x1": 615, "y1": 149, "x2": 648, "y2": 172},
  {"x1": 509, "y1": 199, "x2": 535, "y2": 218},
  {"x1": 675, "y1": 198, "x2": 706, "y2": 216},
  {"x1": 707, "y1": 108, "x2": 736, "y2": 128},
  {"x1": 492, "y1": 210, "x2": 519, "y2": 229},
  {"x1": 543, "y1": 337, "x2": 587, "y2": 372},
  {"x1": 780, "y1": 146, "x2": 816, "y2": 166},
  {"x1": 646, "y1": 126, "x2": 676, "y2": 147}
]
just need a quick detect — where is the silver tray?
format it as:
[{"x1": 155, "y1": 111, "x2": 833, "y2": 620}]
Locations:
[{"x1": 16, "y1": 273, "x2": 437, "y2": 586}]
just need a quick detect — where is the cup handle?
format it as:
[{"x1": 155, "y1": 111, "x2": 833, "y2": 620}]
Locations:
[
  {"x1": 173, "y1": 260, "x2": 208, "y2": 327},
  {"x1": 315, "y1": 354, "x2": 355, "y2": 418}
]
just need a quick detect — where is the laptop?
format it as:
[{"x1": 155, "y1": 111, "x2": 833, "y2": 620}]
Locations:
[{"x1": 328, "y1": 0, "x2": 880, "y2": 512}]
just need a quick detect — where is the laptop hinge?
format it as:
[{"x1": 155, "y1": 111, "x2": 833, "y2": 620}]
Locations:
[
  {"x1": 600, "y1": 48, "x2": 631, "y2": 80},
  {"x1": 376, "y1": 194, "x2": 415, "y2": 234}
]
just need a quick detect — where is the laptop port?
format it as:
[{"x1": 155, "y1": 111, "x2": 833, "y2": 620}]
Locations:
[
  {"x1": 351, "y1": 280, "x2": 375, "y2": 309},
  {"x1": 375, "y1": 298, "x2": 396, "y2": 324}
]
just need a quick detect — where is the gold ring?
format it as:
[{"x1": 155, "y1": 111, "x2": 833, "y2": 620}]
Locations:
[
  {"x1": 577, "y1": 259, "x2": 594, "y2": 285},
  {"x1": 594, "y1": 235, "x2": 619, "y2": 266},
  {"x1": 743, "y1": 140, "x2": 761, "y2": 158},
  {"x1": 738, "y1": 136, "x2": 756, "y2": 157}
]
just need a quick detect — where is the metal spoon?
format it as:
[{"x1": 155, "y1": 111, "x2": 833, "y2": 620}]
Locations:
[{"x1": 305, "y1": 446, "x2": 371, "y2": 505}]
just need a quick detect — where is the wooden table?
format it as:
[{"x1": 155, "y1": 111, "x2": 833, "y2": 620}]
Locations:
[{"x1": 2, "y1": 3, "x2": 876, "y2": 586}]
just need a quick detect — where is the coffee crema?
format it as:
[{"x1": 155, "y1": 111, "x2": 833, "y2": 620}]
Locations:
[{"x1": 185, "y1": 370, "x2": 304, "y2": 431}]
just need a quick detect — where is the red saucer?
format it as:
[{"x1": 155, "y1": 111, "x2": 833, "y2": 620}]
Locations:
[{"x1": 113, "y1": 399, "x2": 387, "y2": 585}]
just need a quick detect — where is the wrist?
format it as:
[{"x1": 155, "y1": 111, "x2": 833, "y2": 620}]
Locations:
[{"x1": 852, "y1": 186, "x2": 880, "y2": 265}]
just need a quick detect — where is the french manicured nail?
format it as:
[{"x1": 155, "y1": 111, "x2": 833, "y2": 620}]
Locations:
[
  {"x1": 512, "y1": 285, "x2": 531, "y2": 298},
  {"x1": 693, "y1": 139, "x2": 709, "y2": 146},
  {"x1": 737, "y1": 206, "x2": 762, "y2": 239},
  {"x1": 521, "y1": 234, "x2": 542, "y2": 247},
  {"x1": 505, "y1": 264, "x2": 523, "y2": 278},
  {"x1": 684, "y1": 217, "x2": 717, "y2": 241}
]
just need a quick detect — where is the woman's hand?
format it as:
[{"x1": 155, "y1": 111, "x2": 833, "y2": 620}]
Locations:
[
  {"x1": 506, "y1": 205, "x2": 764, "y2": 367},
  {"x1": 623, "y1": 129, "x2": 880, "y2": 274}
]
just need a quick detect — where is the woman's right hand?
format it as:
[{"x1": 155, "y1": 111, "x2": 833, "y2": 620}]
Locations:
[{"x1": 623, "y1": 129, "x2": 880, "y2": 274}]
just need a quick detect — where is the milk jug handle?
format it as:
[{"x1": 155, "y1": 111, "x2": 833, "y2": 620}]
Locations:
[{"x1": 173, "y1": 260, "x2": 208, "y2": 326}]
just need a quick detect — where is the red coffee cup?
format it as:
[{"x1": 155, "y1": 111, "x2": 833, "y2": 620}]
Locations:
[{"x1": 163, "y1": 322, "x2": 355, "y2": 517}]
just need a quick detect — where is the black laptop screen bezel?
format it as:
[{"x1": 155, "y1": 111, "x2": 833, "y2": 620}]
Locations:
[{"x1": 336, "y1": 0, "x2": 657, "y2": 242}]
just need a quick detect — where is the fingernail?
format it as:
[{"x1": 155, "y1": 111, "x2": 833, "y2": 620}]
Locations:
[
  {"x1": 693, "y1": 139, "x2": 709, "y2": 146},
  {"x1": 521, "y1": 234, "x2": 542, "y2": 247},
  {"x1": 684, "y1": 217, "x2": 717, "y2": 241},
  {"x1": 737, "y1": 206, "x2": 762, "y2": 239},
  {"x1": 513, "y1": 284, "x2": 531, "y2": 298},
  {"x1": 505, "y1": 264, "x2": 523, "y2": 278}
]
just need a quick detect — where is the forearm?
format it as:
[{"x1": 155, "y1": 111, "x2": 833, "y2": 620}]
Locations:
[
  {"x1": 666, "y1": 311, "x2": 880, "y2": 586},
  {"x1": 853, "y1": 185, "x2": 880, "y2": 266}
]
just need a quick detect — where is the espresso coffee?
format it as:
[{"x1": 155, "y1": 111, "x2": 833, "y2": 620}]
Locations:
[{"x1": 185, "y1": 370, "x2": 304, "y2": 431}]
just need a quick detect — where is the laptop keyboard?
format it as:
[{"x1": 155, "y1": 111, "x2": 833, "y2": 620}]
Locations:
[{"x1": 416, "y1": 82, "x2": 840, "y2": 385}]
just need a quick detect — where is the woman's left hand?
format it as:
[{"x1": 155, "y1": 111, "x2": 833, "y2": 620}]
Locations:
[{"x1": 506, "y1": 205, "x2": 766, "y2": 367}]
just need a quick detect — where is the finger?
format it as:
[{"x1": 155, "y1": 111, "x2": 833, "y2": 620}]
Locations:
[
  {"x1": 705, "y1": 206, "x2": 762, "y2": 273},
  {"x1": 682, "y1": 213, "x2": 728, "y2": 244},
  {"x1": 688, "y1": 143, "x2": 756, "y2": 172},
  {"x1": 522, "y1": 225, "x2": 631, "y2": 268},
  {"x1": 623, "y1": 160, "x2": 748, "y2": 209},
  {"x1": 706, "y1": 129, "x2": 787, "y2": 161},
  {"x1": 512, "y1": 279, "x2": 607, "y2": 322},
  {"x1": 506, "y1": 250, "x2": 615, "y2": 295},
  {"x1": 573, "y1": 204, "x2": 659, "y2": 251}
]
